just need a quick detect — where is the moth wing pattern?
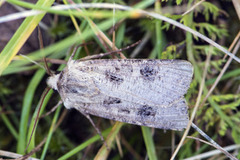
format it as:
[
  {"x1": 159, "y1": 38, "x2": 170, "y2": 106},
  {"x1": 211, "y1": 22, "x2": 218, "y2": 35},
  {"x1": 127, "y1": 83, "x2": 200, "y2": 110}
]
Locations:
[
  {"x1": 49, "y1": 59, "x2": 193, "y2": 130},
  {"x1": 75, "y1": 99, "x2": 189, "y2": 130},
  {"x1": 86, "y1": 59, "x2": 192, "y2": 107}
]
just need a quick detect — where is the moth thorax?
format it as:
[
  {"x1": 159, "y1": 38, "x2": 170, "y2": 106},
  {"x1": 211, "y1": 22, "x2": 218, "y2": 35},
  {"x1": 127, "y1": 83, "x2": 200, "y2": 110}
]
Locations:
[{"x1": 47, "y1": 74, "x2": 60, "y2": 90}]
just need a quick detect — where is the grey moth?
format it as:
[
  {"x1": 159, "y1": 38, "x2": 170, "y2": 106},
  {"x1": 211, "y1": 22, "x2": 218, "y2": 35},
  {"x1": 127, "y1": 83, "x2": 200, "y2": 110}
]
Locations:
[{"x1": 47, "y1": 58, "x2": 193, "y2": 130}]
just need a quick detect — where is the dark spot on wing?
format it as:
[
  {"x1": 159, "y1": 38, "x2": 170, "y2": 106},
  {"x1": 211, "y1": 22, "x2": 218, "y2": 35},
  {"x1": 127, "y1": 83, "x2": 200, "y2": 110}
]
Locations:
[
  {"x1": 140, "y1": 65, "x2": 157, "y2": 81},
  {"x1": 105, "y1": 71, "x2": 124, "y2": 84},
  {"x1": 103, "y1": 97, "x2": 122, "y2": 106},
  {"x1": 77, "y1": 66, "x2": 90, "y2": 72},
  {"x1": 146, "y1": 59, "x2": 155, "y2": 62},
  {"x1": 55, "y1": 71, "x2": 61, "y2": 74},
  {"x1": 81, "y1": 103, "x2": 88, "y2": 107},
  {"x1": 180, "y1": 101, "x2": 188, "y2": 114},
  {"x1": 57, "y1": 71, "x2": 65, "y2": 91},
  {"x1": 120, "y1": 117, "x2": 128, "y2": 123},
  {"x1": 115, "y1": 67, "x2": 120, "y2": 72},
  {"x1": 58, "y1": 71, "x2": 64, "y2": 82},
  {"x1": 118, "y1": 109, "x2": 130, "y2": 114},
  {"x1": 65, "y1": 84, "x2": 88, "y2": 93},
  {"x1": 67, "y1": 76, "x2": 79, "y2": 83},
  {"x1": 137, "y1": 105, "x2": 156, "y2": 117},
  {"x1": 88, "y1": 60, "x2": 94, "y2": 64},
  {"x1": 132, "y1": 59, "x2": 143, "y2": 63},
  {"x1": 67, "y1": 87, "x2": 78, "y2": 93}
]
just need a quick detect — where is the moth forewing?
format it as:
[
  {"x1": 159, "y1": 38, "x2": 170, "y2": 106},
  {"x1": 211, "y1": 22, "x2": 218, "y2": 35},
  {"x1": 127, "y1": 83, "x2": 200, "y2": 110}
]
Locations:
[{"x1": 47, "y1": 59, "x2": 193, "y2": 130}]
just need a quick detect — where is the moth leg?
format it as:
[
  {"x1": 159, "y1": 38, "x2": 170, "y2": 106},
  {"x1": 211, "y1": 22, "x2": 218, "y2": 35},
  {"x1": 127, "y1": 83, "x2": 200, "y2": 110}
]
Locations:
[
  {"x1": 81, "y1": 112, "x2": 109, "y2": 150},
  {"x1": 40, "y1": 100, "x2": 62, "y2": 118}
]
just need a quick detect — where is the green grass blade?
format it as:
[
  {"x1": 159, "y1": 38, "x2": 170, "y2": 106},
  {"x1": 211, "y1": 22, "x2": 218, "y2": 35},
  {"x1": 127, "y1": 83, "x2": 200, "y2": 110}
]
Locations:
[
  {"x1": 40, "y1": 104, "x2": 62, "y2": 160},
  {"x1": 0, "y1": 0, "x2": 55, "y2": 75},
  {"x1": 94, "y1": 122, "x2": 124, "y2": 159},
  {"x1": 141, "y1": 126, "x2": 157, "y2": 160},
  {"x1": 17, "y1": 69, "x2": 45, "y2": 154},
  {"x1": 26, "y1": 89, "x2": 53, "y2": 155},
  {"x1": 206, "y1": 68, "x2": 240, "y2": 85},
  {"x1": 57, "y1": 128, "x2": 112, "y2": 160},
  {"x1": 0, "y1": 106, "x2": 19, "y2": 139}
]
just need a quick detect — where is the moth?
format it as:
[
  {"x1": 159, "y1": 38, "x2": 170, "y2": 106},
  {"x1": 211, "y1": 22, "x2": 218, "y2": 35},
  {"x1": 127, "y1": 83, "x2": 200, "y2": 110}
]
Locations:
[{"x1": 47, "y1": 56, "x2": 193, "y2": 131}]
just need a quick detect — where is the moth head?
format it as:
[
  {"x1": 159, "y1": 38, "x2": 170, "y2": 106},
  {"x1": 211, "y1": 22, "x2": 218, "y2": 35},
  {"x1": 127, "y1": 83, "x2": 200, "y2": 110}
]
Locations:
[{"x1": 47, "y1": 74, "x2": 60, "y2": 91}]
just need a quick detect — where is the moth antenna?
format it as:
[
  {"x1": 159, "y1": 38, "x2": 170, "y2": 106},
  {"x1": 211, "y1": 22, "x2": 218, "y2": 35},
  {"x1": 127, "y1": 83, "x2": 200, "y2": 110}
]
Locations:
[
  {"x1": 24, "y1": 87, "x2": 51, "y2": 153},
  {"x1": 80, "y1": 40, "x2": 142, "y2": 61},
  {"x1": 68, "y1": 42, "x2": 94, "y2": 63},
  {"x1": 81, "y1": 112, "x2": 109, "y2": 150},
  {"x1": 115, "y1": 40, "x2": 142, "y2": 53},
  {"x1": 68, "y1": 45, "x2": 79, "y2": 62}
]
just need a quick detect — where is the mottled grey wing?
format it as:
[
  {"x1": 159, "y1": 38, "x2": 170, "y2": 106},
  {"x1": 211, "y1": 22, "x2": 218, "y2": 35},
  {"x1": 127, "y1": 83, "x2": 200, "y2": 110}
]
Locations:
[
  {"x1": 60, "y1": 59, "x2": 193, "y2": 130},
  {"x1": 74, "y1": 99, "x2": 189, "y2": 130},
  {"x1": 70, "y1": 59, "x2": 193, "y2": 107}
]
